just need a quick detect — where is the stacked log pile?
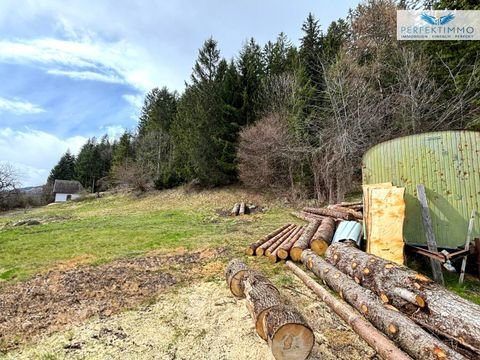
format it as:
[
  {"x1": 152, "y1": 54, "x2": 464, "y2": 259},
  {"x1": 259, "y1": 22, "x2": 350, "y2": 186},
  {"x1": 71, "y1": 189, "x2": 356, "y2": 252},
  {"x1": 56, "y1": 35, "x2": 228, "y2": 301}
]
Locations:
[
  {"x1": 246, "y1": 201, "x2": 363, "y2": 262},
  {"x1": 225, "y1": 259, "x2": 314, "y2": 360},
  {"x1": 231, "y1": 201, "x2": 256, "y2": 216},
  {"x1": 240, "y1": 199, "x2": 480, "y2": 359}
]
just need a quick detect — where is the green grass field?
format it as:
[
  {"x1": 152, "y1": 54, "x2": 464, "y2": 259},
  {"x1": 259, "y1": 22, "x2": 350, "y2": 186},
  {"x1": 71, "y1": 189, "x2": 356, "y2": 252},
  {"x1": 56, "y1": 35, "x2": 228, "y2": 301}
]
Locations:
[
  {"x1": 0, "y1": 186, "x2": 479, "y2": 304},
  {"x1": 0, "y1": 187, "x2": 296, "y2": 283}
]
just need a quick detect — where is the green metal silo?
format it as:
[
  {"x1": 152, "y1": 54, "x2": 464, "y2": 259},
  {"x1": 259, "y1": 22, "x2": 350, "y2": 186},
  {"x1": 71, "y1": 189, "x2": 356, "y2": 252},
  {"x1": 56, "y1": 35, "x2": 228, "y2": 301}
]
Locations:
[{"x1": 362, "y1": 131, "x2": 480, "y2": 249}]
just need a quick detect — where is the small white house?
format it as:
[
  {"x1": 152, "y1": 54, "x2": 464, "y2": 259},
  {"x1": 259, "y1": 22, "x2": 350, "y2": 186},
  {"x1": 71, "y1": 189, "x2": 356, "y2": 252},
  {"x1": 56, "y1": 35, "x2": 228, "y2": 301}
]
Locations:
[{"x1": 53, "y1": 180, "x2": 83, "y2": 202}]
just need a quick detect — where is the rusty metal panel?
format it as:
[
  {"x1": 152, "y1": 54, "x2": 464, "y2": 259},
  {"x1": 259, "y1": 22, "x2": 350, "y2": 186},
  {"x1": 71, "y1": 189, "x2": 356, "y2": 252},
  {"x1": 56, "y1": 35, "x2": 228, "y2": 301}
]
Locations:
[{"x1": 362, "y1": 131, "x2": 480, "y2": 249}]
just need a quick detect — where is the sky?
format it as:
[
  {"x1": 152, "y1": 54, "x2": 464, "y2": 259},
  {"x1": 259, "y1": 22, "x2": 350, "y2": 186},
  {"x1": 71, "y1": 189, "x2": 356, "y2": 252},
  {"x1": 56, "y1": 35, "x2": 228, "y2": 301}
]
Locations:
[{"x1": 0, "y1": 0, "x2": 359, "y2": 187}]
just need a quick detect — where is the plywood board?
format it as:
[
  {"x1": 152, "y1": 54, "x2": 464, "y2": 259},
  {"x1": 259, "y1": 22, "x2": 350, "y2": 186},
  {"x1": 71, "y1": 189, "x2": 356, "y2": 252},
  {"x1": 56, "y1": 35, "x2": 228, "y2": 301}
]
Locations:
[
  {"x1": 368, "y1": 187, "x2": 405, "y2": 264},
  {"x1": 362, "y1": 182, "x2": 393, "y2": 252}
]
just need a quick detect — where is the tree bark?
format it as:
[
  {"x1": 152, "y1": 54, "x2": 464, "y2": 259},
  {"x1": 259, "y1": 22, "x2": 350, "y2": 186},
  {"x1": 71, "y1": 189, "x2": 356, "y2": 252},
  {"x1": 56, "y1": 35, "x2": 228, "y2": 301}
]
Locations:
[
  {"x1": 302, "y1": 250, "x2": 466, "y2": 360},
  {"x1": 290, "y1": 211, "x2": 324, "y2": 222},
  {"x1": 325, "y1": 242, "x2": 480, "y2": 355},
  {"x1": 243, "y1": 270, "x2": 283, "y2": 340},
  {"x1": 225, "y1": 258, "x2": 249, "y2": 298},
  {"x1": 265, "y1": 226, "x2": 298, "y2": 257},
  {"x1": 303, "y1": 207, "x2": 354, "y2": 220},
  {"x1": 263, "y1": 305, "x2": 314, "y2": 360},
  {"x1": 239, "y1": 201, "x2": 246, "y2": 215},
  {"x1": 290, "y1": 220, "x2": 321, "y2": 262},
  {"x1": 245, "y1": 224, "x2": 291, "y2": 256},
  {"x1": 269, "y1": 226, "x2": 304, "y2": 263},
  {"x1": 231, "y1": 203, "x2": 240, "y2": 216},
  {"x1": 277, "y1": 227, "x2": 305, "y2": 260},
  {"x1": 286, "y1": 261, "x2": 412, "y2": 360},
  {"x1": 331, "y1": 205, "x2": 363, "y2": 220},
  {"x1": 339, "y1": 201, "x2": 362, "y2": 207},
  {"x1": 256, "y1": 224, "x2": 296, "y2": 256},
  {"x1": 310, "y1": 217, "x2": 336, "y2": 256}
]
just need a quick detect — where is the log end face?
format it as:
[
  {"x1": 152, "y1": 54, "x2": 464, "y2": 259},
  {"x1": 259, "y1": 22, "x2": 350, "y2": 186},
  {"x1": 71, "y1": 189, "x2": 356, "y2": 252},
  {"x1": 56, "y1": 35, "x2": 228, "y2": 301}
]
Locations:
[
  {"x1": 256, "y1": 248, "x2": 265, "y2": 256},
  {"x1": 290, "y1": 248, "x2": 302, "y2": 262},
  {"x1": 278, "y1": 249, "x2": 289, "y2": 260},
  {"x1": 230, "y1": 270, "x2": 247, "y2": 298},
  {"x1": 311, "y1": 240, "x2": 328, "y2": 256},
  {"x1": 270, "y1": 324, "x2": 314, "y2": 360},
  {"x1": 245, "y1": 247, "x2": 254, "y2": 256}
]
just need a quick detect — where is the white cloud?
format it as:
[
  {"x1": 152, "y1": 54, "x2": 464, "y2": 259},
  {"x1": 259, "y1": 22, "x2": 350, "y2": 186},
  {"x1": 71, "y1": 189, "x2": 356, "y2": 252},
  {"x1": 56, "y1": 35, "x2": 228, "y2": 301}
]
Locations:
[
  {"x1": 0, "y1": 35, "x2": 167, "y2": 92},
  {"x1": 0, "y1": 97, "x2": 45, "y2": 115},
  {"x1": 102, "y1": 125, "x2": 125, "y2": 139},
  {"x1": 0, "y1": 127, "x2": 87, "y2": 186},
  {"x1": 122, "y1": 94, "x2": 144, "y2": 109},
  {"x1": 47, "y1": 69, "x2": 125, "y2": 84}
]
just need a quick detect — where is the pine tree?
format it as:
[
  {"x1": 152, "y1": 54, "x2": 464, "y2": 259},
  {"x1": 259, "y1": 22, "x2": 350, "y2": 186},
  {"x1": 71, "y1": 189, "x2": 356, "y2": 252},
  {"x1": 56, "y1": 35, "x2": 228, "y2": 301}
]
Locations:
[
  {"x1": 238, "y1": 38, "x2": 265, "y2": 125},
  {"x1": 47, "y1": 150, "x2": 76, "y2": 183}
]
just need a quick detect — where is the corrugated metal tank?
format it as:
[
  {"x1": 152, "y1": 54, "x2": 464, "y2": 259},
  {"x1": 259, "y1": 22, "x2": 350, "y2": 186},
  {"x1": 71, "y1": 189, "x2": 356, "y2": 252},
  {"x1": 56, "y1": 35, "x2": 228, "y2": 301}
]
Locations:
[{"x1": 362, "y1": 131, "x2": 480, "y2": 249}]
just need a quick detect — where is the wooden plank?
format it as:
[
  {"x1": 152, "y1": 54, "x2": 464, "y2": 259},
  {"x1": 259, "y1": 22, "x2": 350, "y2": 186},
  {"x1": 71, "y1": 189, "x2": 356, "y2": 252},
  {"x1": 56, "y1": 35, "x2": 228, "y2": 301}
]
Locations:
[
  {"x1": 362, "y1": 182, "x2": 392, "y2": 252},
  {"x1": 368, "y1": 187, "x2": 405, "y2": 265},
  {"x1": 460, "y1": 210, "x2": 477, "y2": 284},
  {"x1": 416, "y1": 184, "x2": 444, "y2": 285}
]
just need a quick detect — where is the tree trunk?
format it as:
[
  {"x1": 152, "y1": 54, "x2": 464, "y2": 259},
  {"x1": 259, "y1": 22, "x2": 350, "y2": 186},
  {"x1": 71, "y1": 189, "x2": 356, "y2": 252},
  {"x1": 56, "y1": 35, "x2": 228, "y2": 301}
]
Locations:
[
  {"x1": 302, "y1": 250, "x2": 466, "y2": 360},
  {"x1": 245, "y1": 224, "x2": 291, "y2": 256},
  {"x1": 290, "y1": 211, "x2": 324, "y2": 222},
  {"x1": 290, "y1": 220, "x2": 321, "y2": 262},
  {"x1": 225, "y1": 258, "x2": 249, "y2": 298},
  {"x1": 243, "y1": 270, "x2": 283, "y2": 340},
  {"x1": 256, "y1": 224, "x2": 296, "y2": 256},
  {"x1": 325, "y1": 242, "x2": 480, "y2": 355},
  {"x1": 338, "y1": 201, "x2": 362, "y2": 207},
  {"x1": 303, "y1": 207, "x2": 354, "y2": 220},
  {"x1": 277, "y1": 227, "x2": 305, "y2": 260},
  {"x1": 231, "y1": 203, "x2": 240, "y2": 216},
  {"x1": 265, "y1": 226, "x2": 298, "y2": 257},
  {"x1": 331, "y1": 205, "x2": 363, "y2": 220},
  {"x1": 269, "y1": 226, "x2": 304, "y2": 263},
  {"x1": 239, "y1": 201, "x2": 246, "y2": 216},
  {"x1": 286, "y1": 261, "x2": 412, "y2": 360},
  {"x1": 263, "y1": 305, "x2": 314, "y2": 360},
  {"x1": 310, "y1": 217, "x2": 336, "y2": 256}
]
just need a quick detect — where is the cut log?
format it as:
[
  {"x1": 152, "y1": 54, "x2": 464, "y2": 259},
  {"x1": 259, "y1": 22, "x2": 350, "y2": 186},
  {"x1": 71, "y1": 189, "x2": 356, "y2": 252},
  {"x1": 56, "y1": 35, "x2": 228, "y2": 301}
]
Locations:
[
  {"x1": 263, "y1": 305, "x2": 314, "y2": 360},
  {"x1": 245, "y1": 224, "x2": 291, "y2": 256},
  {"x1": 265, "y1": 226, "x2": 298, "y2": 257},
  {"x1": 286, "y1": 261, "x2": 412, "y2": 360},
  {"x1": 325, "y1": 242, "x2": 480, "y2": 355},
  {"x1": 303, "y1": 207, "x2": 354, "y2": 221},
  {"x1": 310, "y1": 217, "x2": 336, "y2": 256},
  {"x1": 268, "y1": 226, "x2": 304, "y2": 263},
  {"x1": 256, "y1": 224, "x2": 296, "y2": 256},
  {"x1": 302, "y1": 250, "x2": 466, "y2": 360},
  {"x1": 290, "y1": 211, "x2": 324, "y2": 222},
  {"x1": 243, "y1": 270, "x2": 283, "y2": 340},
  {"x1": 277, "y1": 227, "x2": 305, "y2": 260},
  {"x1": 290, "y1": 220, "x2": 321, "y2": 262},
  {"x1": 231, "y1": 203, "x2": 240, "y2": 216},
  {"x1": 225, "y1": 258, "x2": 249, "y2": 298},
  {"x1": 331, "y1": 205, "x2": 363, "y2": 220},
  {"x1": 339, "y1": 201, "x2": 363, "y2": 207},
  {"x1": 239, "y1": 201, "x2": 246, "y2": 216}
]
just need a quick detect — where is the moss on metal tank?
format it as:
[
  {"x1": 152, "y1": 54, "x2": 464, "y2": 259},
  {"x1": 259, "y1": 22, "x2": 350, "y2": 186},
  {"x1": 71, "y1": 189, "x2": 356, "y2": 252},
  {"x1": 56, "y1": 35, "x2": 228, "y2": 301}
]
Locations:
[{"x1": 362, "y1": 131, "x2": 480, "y2": 249}]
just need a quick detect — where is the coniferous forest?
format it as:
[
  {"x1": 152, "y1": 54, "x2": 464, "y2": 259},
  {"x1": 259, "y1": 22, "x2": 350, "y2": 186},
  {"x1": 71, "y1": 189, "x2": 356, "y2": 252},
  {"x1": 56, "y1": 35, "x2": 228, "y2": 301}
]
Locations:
[{"x1": 47, "y1": 0, "x2": 480, "y2": 203}]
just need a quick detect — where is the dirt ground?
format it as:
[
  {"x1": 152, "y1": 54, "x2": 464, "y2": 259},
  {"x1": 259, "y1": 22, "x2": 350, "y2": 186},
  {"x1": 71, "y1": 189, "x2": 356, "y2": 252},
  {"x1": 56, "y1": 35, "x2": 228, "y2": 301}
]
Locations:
[{"x1": 0, "y1": 249, "x2": 377, "y2": 360}]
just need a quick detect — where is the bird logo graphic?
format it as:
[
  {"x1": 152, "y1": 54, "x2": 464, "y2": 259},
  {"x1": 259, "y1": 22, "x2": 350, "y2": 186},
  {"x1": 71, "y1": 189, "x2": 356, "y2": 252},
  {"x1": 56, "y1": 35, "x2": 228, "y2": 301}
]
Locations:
[{"x1": 420, "y1": 12, "x2": 455, "y2": 25}]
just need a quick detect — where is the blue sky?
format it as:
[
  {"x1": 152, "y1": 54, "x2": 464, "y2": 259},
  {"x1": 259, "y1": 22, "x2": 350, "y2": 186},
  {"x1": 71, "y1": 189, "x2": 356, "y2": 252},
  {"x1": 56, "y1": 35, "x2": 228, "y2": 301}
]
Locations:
[{"x1": 0, "y1": 0, "x2": 359, "y2": 186}]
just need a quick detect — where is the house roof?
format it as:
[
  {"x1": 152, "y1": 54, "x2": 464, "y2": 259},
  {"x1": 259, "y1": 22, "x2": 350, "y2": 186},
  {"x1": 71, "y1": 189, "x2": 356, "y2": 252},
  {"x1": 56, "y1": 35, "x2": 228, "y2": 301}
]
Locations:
[{"x1": 53, "y1": 180, "x2": 83, "y2": 194}]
